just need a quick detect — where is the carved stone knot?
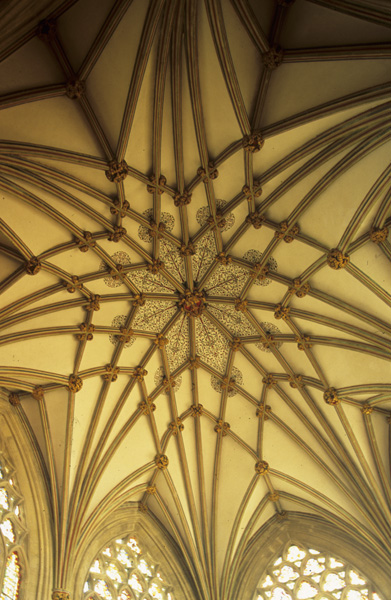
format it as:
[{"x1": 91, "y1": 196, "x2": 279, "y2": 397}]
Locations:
[
  {"x1": 197, "y1": 163, "x2": 219, "y2": 182},
  {"x1": 155, "y1": 454, "x2": 169, "y2": 469},
  {"x1": 139, "y1": 399, "x2": 156, "y2": 414},
  {"x1": 66, "y1": 79, "x2": 85, "y2": 99},
  {"x1": 133, "y1": 367, "x2": 147, "y2": 382},
  {"x1": 256, "y1": 405, "x2": 271, "y2": 420},
  {"x1": 77, "y1": 323, "x2": 95, "y2": 341},
  {"x1": 146, "y1": 485, "x2": 156, "y2": 494},
  {"x1": 220, "y1": 376, "x2": 236, "y2": 392},
  {"x1": 162, "y1": 376, "x2": 177, "y2": 392},
  {"x1": 289, "y1": 278, "x2": 310, "y2": 297},
  {"x1": 288, "y1": 374, "x2": 304, "y2": 388},
  {"x1": 255, "y1": 460, "x2": 269, "y2": 474},
  {"x1": 86, "y1": 294, "x2": 100, "y2": 311},
  {"x1": 370, "y1": 226, "x2": 388, "y2": 244},
  {"x1": 262, "y1": 374, "x2": 276, "y2": 388},
  {"x1": 327, "y1": 248, "x2": 349, "y2": 269},
  {"x1": 275, "y1": 221, "x2": 300, "y2": 243},
  {"x1": 32, "y1": 386, "x2": 44, "y2": 400},
  {"x1": 154, "y1": 333, "x2": 169, "y2": 349},
  {"x1": 245, "y1": 212, "x2": 265, "y2": 229},
  {"x1": 64, "y1": 275, "x2": 83, "y2": 293},
  {"x1": 105, "y1": 160, "x2": 128, "y2": 183},
  {"x1": 262, "y1": 45, "x2": 283, "y2": 69},
  {"x1": 274, "y1": 304, "x2": 290, "y2": 320},
  {"x1": 8, "y1": 393, "x2": 20, "y2": 406},
  {"x1": 269, "y1": 491, "x2": 280, "y2": 502},
  {"x1": 296, "y1": 335, "x2": 312, "y2": 350},
  {"x1": 242, "y1": 184, "x2": 262, "y2": 200},
  {"x1": 68, "y1": 375, "x2": 83, "y2": 393},
  {"x1": 169, "y1": 419, "x2": 184, "y2": 435},
  {"x1": 188, "y1": 356, "x2": 201, "y2": 370},
  {"x1": 250, "y1": 264, "x2": 269, "y2": 282},
  {"x1": 103, "y1": 365, "x2": 120, "y2": 381},
  {"x1": 229, "y1": 338, "x2": 242, "y2": 351},
  {"x1": 243, "y1": 132, "x2": 264, "y2": 153},
  {"x1": 139, "y1": 503, "x2": 148, "y2": 513},
  {"x1": 52, "y1": 592, "x2": 70, "y2": 600},
  {"x1": 174, "y1": 191, "x2": 192, "y2": 207},
  {"x1": 37, "y1": 19, "x2": 56, "y2": 42},
  {"x1": 180, "y1": 242, "x2": 195, "y2": 256},
  {"x1": 25, "y1": 256, "x2": 41, "y2": 275},
  {"x1": 361, "y1": 404, "x2": 373, "y2": 415},
  {"x1": 258, "y1": 334, "x2": 275, "y2": 351},
  {"x1": 147, "y1": 219, "x2": 166, "y2": 239},
  {"x1": 191, "y1": 403, "x2": 203, "y2": 417},
  {"x1": 324, "y1": 387, "x2": 340, "y2": 405},
  {"x1": 234, "y1": 298, "x2": 248, "y2": 312},
  {"x1": 214, "y1": 419, "x2": 230, "y2": 436},
  {"x1": 110, "y1": 199, "x2": 130, "y2": 216},
  {"x1": 118, "y1": 326, "x2": 133, "y2": 343},
  {"x1": 207, "y1": 209, "x2": 226, "y2": 230},
  {"x1": 179, "y1": 289, "x2": 206, "y2": 317},
  {"x1": 132, "y1": 293, "x2": 146, "y2": 307},
  {"x1": 108, "y1": 226, "x2": 127, "y2": 242},
  {"x1": 75, "y1": 231, "x2": 96, "y2": 252},
  {"x1": 215, "y1": 251, "x2": 232, "y2": 265},
  {"x1": 147, "y1": 174, "x2": 166, "y2": 194},
  {"x1": 147, "y1": 258, "x2": 164, "y2": 273}
]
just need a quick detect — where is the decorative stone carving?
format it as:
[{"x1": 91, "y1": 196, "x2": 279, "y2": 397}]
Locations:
[
  {"x1": 245, "y1": 212, "x2": 265, "y2": 229},
  {"x1": 269, "y1": 491, "x2": 280, "y2": 502},
  {"x1": 155, "y1": 454, "x2": 169, "y2": 469},
  {"x1": 255, "y1": 460, "x2": 269, "y2": 474},
  {"x1": 68, "y1": 375, "x2": 83, "y2": 393},
  {"x1": 179, "y1": 289, "x2": 206, "y2": 317},
  {"x1": 102, "y1": 365, "x2": 120, "y2": 381},
  {"x1": 207, "y1": 209, "x2": 227, "y2": 230},
  {"x1": 63, "y1": 275, "x2": 83, "y2": 293},
  {"x1": 188, "y1": 357, "x2": 201, "y2": 370},
  {"x1": 146, "y1": 485, "x2": 156, "y2": 494},
  {"x1": 105, "y1": 160, "x2": 128, "y2": 183},
  {"x1": 242, "y1": 132, "x2": 264, "y2": 152},
  {"x1": 179, "y1": 242, "x2": 195, "y2": 256},
  {"x1": 76, "y1": 323, "x2": 95, "y2": 341},
  {"x1": 169, "y1": 419, "x2": 184, "y2": 435},
  {"x1": 234, "y1": 298, "x2": 248, "y2": 312},
  {"x1": 324, "y1": 387, "x2": 340, "y2": 405},
  {"x1": 147, "y1": 174, "x2": 167, "y2": 194},
  {"x1": 37, "y1": 19, "x2": 56, "y2": 42},
  {"x1": 65, "y1": 79, "x2": 85, "y2": 99},
  {"x1": 132, "y1": 293, "x2": 146, "y2": 307},
  {"x1": 229, "y1": 337, "x2": 242, "y2": 351},
  {"x1": 327, "y1": 248, "x2": 349, "y2": 269},
  {"x1": 288, "y1": 374, "x2": 304, "y2": 388},
  {"x1": 191, "y1": 404, "x2": 203, "y2": 417},
  {"x1": 215, "y1": 251, "x2": 232, "y2": 265},
  {"x1": 256, "y1": 405, "x2": 271, "y2": 420},
  {"x1": 275, "y1": 221, "x2": 300, "y2": 243},
  {"x1": 52, "y1": 591, "x2": 70, "y2": 600},
  {"x1": 262, "y1": 45, "x2": 284, "y2": 69},
  {"x1": 108, "y1": 226, "x2": 127, "y2": 242},
  {"x1": 296, "y1": 335, "x2": 312, "y2": 350},
  {"x1": 154, "y1": 333, "x2": 169, "y2": 349},
  {"x1": 289, "y1": 278, "x2": 310, "y2": 297},
  {"x1": 197, "y1": 163, "x2": 219, "y2": 181},
  {"x1": 25, "y1": 256, "x2": 41, "y2": 275},
  {"x1": 86, "y1": 295, "x2": 100, "y2": 311},
  {"x1": 361, "y1": 404, "x2": 373, "y2": 415},
  {"x1": 75, "y1": 231, "x2": 96, "y2": 252},
  {"x1": 139, "y1": 503, "x2": 148, "y2": 513},
  {"x1": 139, "y1": 399, "x2": 156, "y2": 414},
  {"x1": 147, "y1": 258, "x2": 164, "y2": 273},
  {"x1": 214, "y1": 420, "x2": 230, "y2": 436},
  {"x1": 242, "y1": 184, "x2": 262, "y2": 200},
  {"x1": 8, "y1": 393, "x2": 20, "y2": 406},
  {"x1": 274, "y1": 304, "x2": 290, "y2": 320},
  {"x1": 370, "y1": 226, "x2": 388, "y2": 243},
  {"x1": 262, "y1": 374, "x2": 276, "y2": 388},
  {"x1": 147, "y1": 219, "x2": 166, "y2": 239},
  {"x1": 133, "y1": 367, "x2": 147, "y2": 382},
  {"x1": 32, "y1": 386, "x2": 44, "y2": 400},
  {"x1": 174, "y1": 191, "x2": 192, "y2": 207},
  {"x1": 162, "y1": 376, "x2": 177, "y2": 392},
  {"x1": 110, "y1": 199, "x2": 130, "y2": 216},
  {"x1": 250, "y1": 263, "x2": 269, "y2": 283}
]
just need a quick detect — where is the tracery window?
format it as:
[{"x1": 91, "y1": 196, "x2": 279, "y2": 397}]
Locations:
[
  {"x1": 83, "y1": 534, "x2": 175, "y2": 600},
  {"x1": 0, "y1": 455, "x2": 25, "y2": 600},
  {"x1": 254, "y1": 543, "x2": 383, "y2": 600}
]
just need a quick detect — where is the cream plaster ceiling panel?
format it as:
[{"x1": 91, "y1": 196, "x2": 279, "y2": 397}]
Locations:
[{"x1": 0, "y1": 1, "x2": 390, "y2": 599}]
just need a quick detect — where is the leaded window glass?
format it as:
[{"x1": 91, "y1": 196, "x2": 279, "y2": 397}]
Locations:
[
  {"x1": 0, "y1": 454, "x2": 25, "y2": 600},
  {"x1": 254, "y1": 543, "x2": 383, "y2": 600},
  {"x1": 83, "y1": 535, "x2": 174, "y2": 600}
]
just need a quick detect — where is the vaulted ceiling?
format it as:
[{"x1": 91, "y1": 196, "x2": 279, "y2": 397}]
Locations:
[{"x1": 0, "y1": 0, "x2": 391, "y2": 598}]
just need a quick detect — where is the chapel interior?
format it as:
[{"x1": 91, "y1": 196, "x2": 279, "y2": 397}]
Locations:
[{"x1": 0, "y1": 0, "x2": 390, "y2": 599}]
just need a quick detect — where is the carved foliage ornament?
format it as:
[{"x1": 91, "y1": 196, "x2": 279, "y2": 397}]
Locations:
[
  {"x1": 66, "y1": 79, "x2": 85, "y2": 99},
  {"x1": 324, "y1": 387, "x2": 340, "y2": 405},
  {"x1": 110, "y1": 198, "x2": 129, "y2": 216},
  {"x1": 52, "y1": 592, "x2": 70, "y2": 600},
  {"x1": 243, "y1": 132, "x2": 264, "y2": 153},
  {"x1": 197, "y1": 163, "x2": 219, "y2": 181},
  {"x1": 262, "y1": 45, "x2": 284, "y2": 69},
  {"x1": 147, "y1": 258, "x2": 164, "y2": 273},
  {"x1": 8, "y1": 393, "x2": 20, "y2": 406},
  {"x1": 75, "y1": 231, "x2": 96, "y2": 252},
  {"x1": 64, "y1": 275, "x2": 83, "y2": 293},
  {"x1": 169, "y1": 419, "x2": 184, "y2": 435},
  {"x1": 214, "y1": 420, "x2": 230, "y2": 436},
  {"x1": 179, "y1": 289, "x2": 206, "y2": 317},
  {"x1": 68, "y1": 375, "x2": 83, "y2": 393},
  {"x1": 180, "y1": 242, "x2": 195, "y2": 256},
  {"x1": 274, "y1": 304, "x2": 290, "y2": 320},
  {"x1": 191, "y1": 404, "x2": 203, "y2": 417},
  {"x1": 76, "y1": 323, "x2": 94, "y2": 341},
  {"x1": 105, "y1": 160, "x2": 128, "y2": 183},
  {"x1": 155, "y1": 454, "x2": 169, "y2": 469},
  {"x1": 275, "y1": 221, "x2": 300, "y2": 243},
  {"x1": 246, "y1": 212, "x2": 265, "y2": 229},
  {"x1": 255, "y1": 460, "x2": 269, "y2": 475},
  {"x1": 25, "y1": 256, "x2": 41, "y2": 275},
  {"x1": 108, "y1": 226, "x2": 127, "y2": 242},
  {"x1": 174, "y1": 191, "x2": 192, "y2": 207},
  {"x1": 327, "y1": 248, "x2": 349, "y2": 269},
  {"x1": 139, "y1": 399, "x2": 156, "y2": 414},
  {"x1": 147, "y1": 174, "x2": 166, "y2": 194},
  {"x1": 370, "y1": 226, "x2": 388, "y2": 243}
]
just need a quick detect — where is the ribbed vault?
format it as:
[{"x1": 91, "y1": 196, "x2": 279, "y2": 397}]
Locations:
[{"x1": 0, "y1": 1, "x2": 390, "y2": 599}]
